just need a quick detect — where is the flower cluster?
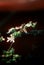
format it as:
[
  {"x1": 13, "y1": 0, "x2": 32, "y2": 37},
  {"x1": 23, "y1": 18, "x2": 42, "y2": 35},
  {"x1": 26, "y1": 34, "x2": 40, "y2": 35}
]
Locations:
[
  {"x1": 0, "y1": 21, "x2": 37, "y2": 43},
  {"x1": 6, "y1": 21, "x2": 37, "y2": 43}
]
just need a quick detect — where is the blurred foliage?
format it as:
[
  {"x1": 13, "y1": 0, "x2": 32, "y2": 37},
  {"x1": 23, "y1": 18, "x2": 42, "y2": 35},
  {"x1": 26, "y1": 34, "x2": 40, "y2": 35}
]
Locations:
[
  {"x1": 0, "y1": 37, "x2": 3, "y2": 42},
  {"x1": 1, "y1": 48, "x2": 21, "y2": 63}
]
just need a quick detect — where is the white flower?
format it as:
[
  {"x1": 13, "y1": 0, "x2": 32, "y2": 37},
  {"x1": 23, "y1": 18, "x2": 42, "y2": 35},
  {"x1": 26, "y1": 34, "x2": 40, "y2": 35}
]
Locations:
[
  {"x1": 7, "y1": 36, "x2": 15, "y2": 43},
  {"x1": 2, "y1": 55, "x2": 5, "y2": 57},
  {"x1": 25, "y1": 21, "x2": 32, "y2": 27},
  {"x1": 15, "y1": 24, "x2": 24, "y2": 30},
  {"x1": 7, "y1": 27, "x2": 15, "y2": 34},
  {"x1": 15, "y1": 26, "x2": 21, "y2": 30},
  {"x1": 22, "y1": 27, "x2": 27, "y2": 33},
  {"x1": 15, "y1": 27, "x2": 20, "y2": 30},
  {"x1": 25, "y1": 21, "x2": 37, "y2": 28},
  {"x1": 32, "y1": 22, "x2": 37, "y2": 28},
  {"x1": 1, "y1": 36, "x2": 5, "y2": 41}
]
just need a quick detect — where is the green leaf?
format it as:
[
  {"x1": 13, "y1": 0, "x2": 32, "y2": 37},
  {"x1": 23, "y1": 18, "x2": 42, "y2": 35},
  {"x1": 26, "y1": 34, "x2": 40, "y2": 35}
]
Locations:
[
  {"x1": 12, "y1": 31, "x2": 21, "y2": 38},
  {"x1": 0, "y1": 37, "x2": 3, "y2": 42},
  {"x1": 9, "y1": 48, "x2": 14, "y2": 54}
]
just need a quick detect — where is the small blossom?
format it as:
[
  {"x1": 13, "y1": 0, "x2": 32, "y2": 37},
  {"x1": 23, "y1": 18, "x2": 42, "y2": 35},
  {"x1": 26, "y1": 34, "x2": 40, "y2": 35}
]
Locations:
[
  {"x1": 25, "y1": 21, "x2": 32, "y2": 27},
  {"x1": 0, "y1": 36, "x2": 5, "y2": 41},
  {"x1": 32, "y1": 22, "x2": 37, "y2": 28},
  {"x1": 7, "y1": 36, "x2": 15, "y2": 43},
  {"x1": 7, "y1": 27, "x2": 15, "y2": 34},
  {"x1": 0, "y1": 36, "x2": 5, "y2": 42},
  {"x1": 23, "y1": 27, "x2": 27, "y2": 33},
  {"x1": 15, "y1": 24, "x2": 24, "y2": 30},
  {"x1": 2, "y1": 55, "x2": 5, "y2": 57},
  {"x1": 25, "y1": 21, "x2": 37, "y2": 28},
  {"x1": 15, "y1": 26, "x2": 22, "y2": 30},
  {"x1": 15, "y1": 27, "x2": 20, "y2": 30}
]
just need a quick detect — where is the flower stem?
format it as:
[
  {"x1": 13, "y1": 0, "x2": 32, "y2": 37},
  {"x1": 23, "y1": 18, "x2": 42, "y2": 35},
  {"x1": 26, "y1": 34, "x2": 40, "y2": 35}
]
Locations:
[{"x1": 8, "y1": 42, "x2": 14, "y2": 51}]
